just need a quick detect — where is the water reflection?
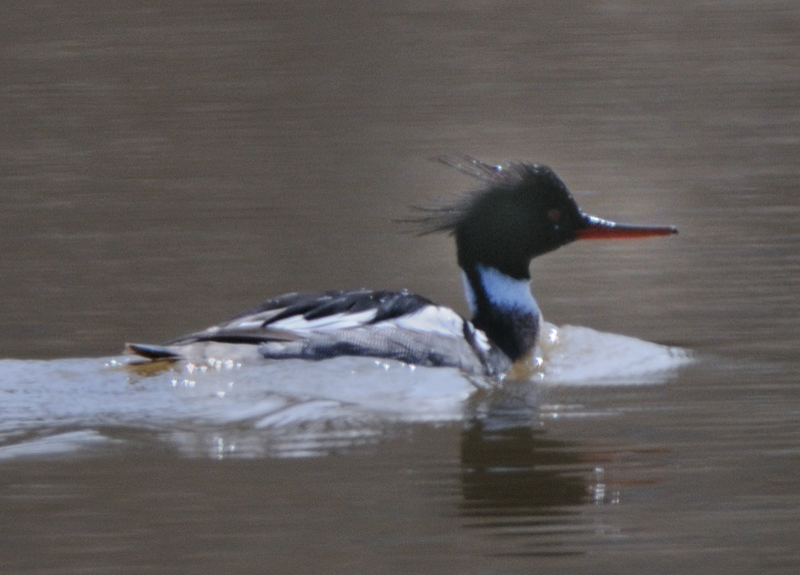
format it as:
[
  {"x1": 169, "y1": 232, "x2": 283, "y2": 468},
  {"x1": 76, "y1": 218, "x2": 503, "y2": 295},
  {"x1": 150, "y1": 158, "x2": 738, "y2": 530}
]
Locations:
[
  {"x1": 461, "y1": 424, "x2": 589, "y2": 515},
  {"x1": 458, "y1": 386, "x2": 631, "y2": 556}
]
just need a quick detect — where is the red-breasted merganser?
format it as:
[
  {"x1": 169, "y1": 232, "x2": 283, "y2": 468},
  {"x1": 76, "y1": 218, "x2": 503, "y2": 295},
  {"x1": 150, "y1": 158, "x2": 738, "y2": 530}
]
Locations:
[{"x1": 126, "y1": 157, "x2": 677, "y2": 378}]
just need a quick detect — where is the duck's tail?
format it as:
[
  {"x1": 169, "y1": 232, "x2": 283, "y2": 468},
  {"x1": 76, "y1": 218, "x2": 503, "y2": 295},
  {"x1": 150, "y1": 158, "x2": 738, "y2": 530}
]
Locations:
[{"x1": 125, "y1": 343, "x2": 183, "y2": 362}]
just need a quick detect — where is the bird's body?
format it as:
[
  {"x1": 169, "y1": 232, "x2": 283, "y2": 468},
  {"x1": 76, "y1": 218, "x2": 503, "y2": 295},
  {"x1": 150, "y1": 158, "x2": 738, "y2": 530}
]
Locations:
[
  {"x1": 126, "y1": 157, "x2": 677, "y2": 378},
  {"x1": 128, "y1": 289, "x2": 510, "y2": 376}
]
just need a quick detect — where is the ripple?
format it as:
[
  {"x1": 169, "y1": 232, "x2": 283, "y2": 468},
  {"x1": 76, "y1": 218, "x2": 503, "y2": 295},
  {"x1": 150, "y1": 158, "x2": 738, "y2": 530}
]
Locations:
[{"x1": 0, "y1": 325, "x2": 690, "y2": 458}]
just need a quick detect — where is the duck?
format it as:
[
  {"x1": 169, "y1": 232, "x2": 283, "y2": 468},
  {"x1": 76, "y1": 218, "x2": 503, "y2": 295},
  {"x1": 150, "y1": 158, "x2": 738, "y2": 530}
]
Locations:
[{"x1": 126, "y1": 156, "x2": 676, "y2": 378}]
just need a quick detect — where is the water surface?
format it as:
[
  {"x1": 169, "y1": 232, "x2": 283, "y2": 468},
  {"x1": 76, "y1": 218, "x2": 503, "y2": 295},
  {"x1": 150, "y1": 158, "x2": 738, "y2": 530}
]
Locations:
[{"x1": 2, "y1": 1, "x2": 799, "y2": 573}]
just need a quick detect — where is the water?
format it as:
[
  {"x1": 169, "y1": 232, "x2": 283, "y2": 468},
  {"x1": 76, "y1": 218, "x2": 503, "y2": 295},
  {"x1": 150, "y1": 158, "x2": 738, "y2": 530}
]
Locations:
[{"x1": 2, "y1": 1, "x2": 799, "y2": 573}]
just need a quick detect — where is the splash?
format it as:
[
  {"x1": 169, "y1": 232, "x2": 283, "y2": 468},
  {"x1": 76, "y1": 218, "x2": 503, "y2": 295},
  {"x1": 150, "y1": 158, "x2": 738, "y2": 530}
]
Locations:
[
  {"x1": 0, "y1": 326, "x2": 689, "y2": 458},
  {"x1": 537, "y1": 322, "x2": 691, "y2": 385}
]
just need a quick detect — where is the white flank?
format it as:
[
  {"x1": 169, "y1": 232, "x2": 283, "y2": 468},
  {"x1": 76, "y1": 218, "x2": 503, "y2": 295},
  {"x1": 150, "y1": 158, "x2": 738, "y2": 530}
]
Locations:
[
  {"x1": 469, "y1": 324, "x2": 493, "y2": 353},
  {"x1": 390, "y1": 305, "x2": 465, "y2": 337}
]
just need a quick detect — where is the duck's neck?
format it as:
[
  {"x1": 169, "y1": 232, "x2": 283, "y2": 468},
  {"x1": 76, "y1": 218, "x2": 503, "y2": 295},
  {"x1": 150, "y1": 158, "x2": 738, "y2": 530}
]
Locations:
[{"x1": 460, "y1": 264, "x2": 540, "y2": 361}]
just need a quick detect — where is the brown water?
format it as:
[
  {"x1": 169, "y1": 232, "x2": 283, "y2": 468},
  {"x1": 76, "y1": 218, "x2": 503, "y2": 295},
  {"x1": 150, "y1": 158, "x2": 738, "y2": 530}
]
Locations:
[{"x1": 2, "y1": 1, "x2": 800, "y2": 573}]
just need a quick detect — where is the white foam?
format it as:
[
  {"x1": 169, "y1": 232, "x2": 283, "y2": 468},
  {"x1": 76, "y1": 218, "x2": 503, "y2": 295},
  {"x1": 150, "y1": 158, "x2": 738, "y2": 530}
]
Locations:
[
  {"x1": 0, "y1": 326, "x2": 691, "y2": 458},
  {"x1": 537, "y1": 322, "x2": 692, "y2": 385}
]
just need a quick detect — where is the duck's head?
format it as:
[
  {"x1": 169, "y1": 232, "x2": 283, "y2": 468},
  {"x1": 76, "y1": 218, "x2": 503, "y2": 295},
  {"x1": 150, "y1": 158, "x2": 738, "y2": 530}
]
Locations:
[{"x1": 417, "y1": 156, "x2": 677, "y2": 280}]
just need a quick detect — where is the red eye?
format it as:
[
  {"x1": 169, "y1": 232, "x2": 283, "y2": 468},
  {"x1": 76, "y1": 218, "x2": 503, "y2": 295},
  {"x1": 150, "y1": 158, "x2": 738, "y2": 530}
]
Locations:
[{"x1": 547, "y1": 208, "x2": 561, "y2": 222}]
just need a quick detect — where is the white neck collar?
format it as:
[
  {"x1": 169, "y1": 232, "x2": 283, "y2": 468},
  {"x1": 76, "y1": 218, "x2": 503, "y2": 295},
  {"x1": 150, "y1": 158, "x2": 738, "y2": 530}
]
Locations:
[{"x1": 461, "y1": 264, "x2": 539, "y2": 318}]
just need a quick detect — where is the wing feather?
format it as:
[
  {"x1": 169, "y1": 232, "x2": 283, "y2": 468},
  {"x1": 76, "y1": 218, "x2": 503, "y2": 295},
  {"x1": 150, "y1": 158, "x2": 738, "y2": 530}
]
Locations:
[{"x1": 128, "y1": 289, "x2": 508, "y2": 376}]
